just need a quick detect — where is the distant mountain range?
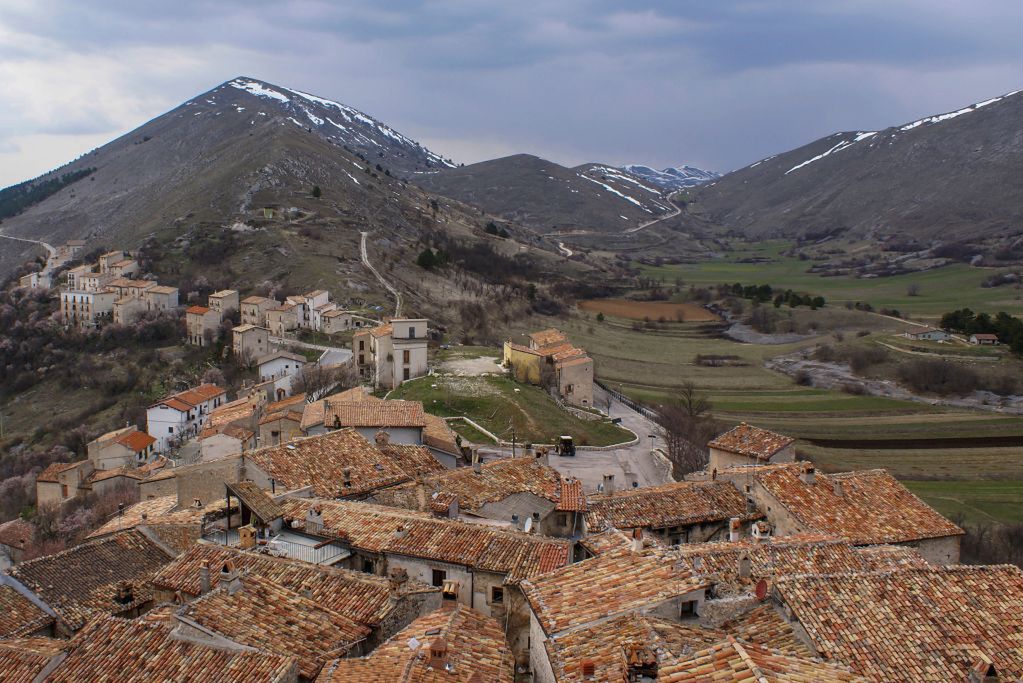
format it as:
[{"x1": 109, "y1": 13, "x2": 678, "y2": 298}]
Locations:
[
  {"x1": 621, "y1": 164, "x2": 720, "y2": 190},
  {"x1": 692, "y1": 88, "x2": 1023, "y2": 246}
]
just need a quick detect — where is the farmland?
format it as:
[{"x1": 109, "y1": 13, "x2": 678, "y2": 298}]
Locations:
[
  {"x1": 578, "y1": 299, "x2": 720, "y2": 322},
  {"x1": 640, "y1": 240, "x2": 1023, "y2": 320}
]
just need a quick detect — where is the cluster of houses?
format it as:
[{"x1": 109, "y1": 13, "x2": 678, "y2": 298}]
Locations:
[
  {"x1": 902, "y1": 326, "x2": 1001, "y2": 345},
  {"x1": 58, "y1": 249, "x2": 180, "y2": 330},
  {"x1": 504, "y1": 328, "x2": 595, "y2": 407},
  {"x1": 9, "y1": 416, "x2": 1022, "y2": 681}
]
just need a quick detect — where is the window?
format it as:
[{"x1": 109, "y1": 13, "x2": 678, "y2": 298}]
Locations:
[
  {"x1": 557, "y1": 512, "x2": 568, "y2": 526},
  {"x1": 61, "y1": 484, "x2": 69, "y2": 498},
  {"x1": 409, "y1": 327, "x2": 415, "y2": 339},
  {"x1": 403, "y1": 350, "x2": 410, "y2": 364},
  {"x1": 403, "y1": 368, "x2": 411, "y2": 381},
  {"x1": 359, "y1": 340, "x2": 365, "y2": 351},
  {"x1": 359, "y1": 354, "x2": 365, "y2": 365},
  {"x1": 679, "y1": 600, "x2": 698, "y2": 618},
  {"x1": 362, "y1": 559, "x2": 375, "y2": 574},
  {"x1": 432, "y1": 569, "x2": 446, "y2": 587},
  {"x1": 490, "y1": 586, "x2": 504, "y2": 604},
  {"x1": 168, "y1": 427, "x2": 174, "y2": 434}
]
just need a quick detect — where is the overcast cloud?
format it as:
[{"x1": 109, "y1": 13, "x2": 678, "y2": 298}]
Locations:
[{"x1": 2, "y1": 0, "x2": 1023, "y2": 186}]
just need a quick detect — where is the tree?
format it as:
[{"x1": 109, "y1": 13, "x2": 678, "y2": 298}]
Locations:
[
  {"x1": 311, "y1": 185, "x2": 322, "y2": 198},
  {"x1": 907, "y1": 283, "x2": 920, "y2": 297},
  {"x1": 485, "y1": 222, "x2": 500, "y2": 236},
  {"x1": 596, "y1": 312, "x2": 605, "y2": 322},
  {"x1": 417, "y1": 248, "x2": 437, "y2": 270},
  {"x1": 292, "y1": 363, "x2": 358, "y2": 401},
  {"x1": 653, "y1": 382, "x2": 720, "y2": 478}
]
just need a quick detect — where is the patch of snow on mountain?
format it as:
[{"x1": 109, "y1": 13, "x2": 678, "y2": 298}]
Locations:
[
  {"x1": 578, "y1": 174, "x2": 652, "y2": 212},
  {"x1": 900, "y1": 90, "x2": 1020, "y2": 131},
  {"x1": 785, "y1": 132, "x2": 875, "y2": 175},
  {"x1": 230, "y1": 79, "x2": 290, "y2": 103}
]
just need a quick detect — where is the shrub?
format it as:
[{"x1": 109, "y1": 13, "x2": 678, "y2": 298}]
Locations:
[{"x1": 897, "y1": 359, "x2": 980, "y2": 396}]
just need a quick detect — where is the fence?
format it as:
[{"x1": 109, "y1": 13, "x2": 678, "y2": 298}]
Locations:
[{"x1": 595, "y1": 379, "x2": 659, "y2": 420}]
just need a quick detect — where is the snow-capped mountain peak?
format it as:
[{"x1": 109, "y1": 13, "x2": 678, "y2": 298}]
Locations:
[{"x1": 622, "y1": 164, "x2": 720, "y2": 190}]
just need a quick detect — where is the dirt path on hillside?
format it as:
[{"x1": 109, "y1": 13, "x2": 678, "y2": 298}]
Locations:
[{"x1": 360, "y1": 231, "x2": 403, "y2": 317}]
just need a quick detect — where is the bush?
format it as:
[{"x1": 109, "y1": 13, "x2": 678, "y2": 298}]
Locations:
[
  {"x1": 311, "y1": 185, "x2": 322, "y2": 198},
  {"x1": 794, "y1": 370, "x2": 813, "y2": 386},
  {"x1": 897, "y1": 359, "x2": 980, "y2": 396},
  {"x1": 847, "y1": 347, "x2": 888, "y2": 374}
]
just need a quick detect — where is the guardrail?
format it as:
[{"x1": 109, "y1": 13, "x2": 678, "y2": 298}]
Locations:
[{"x1": 595, "y1": 379, "x2": 659, "y2": 420}]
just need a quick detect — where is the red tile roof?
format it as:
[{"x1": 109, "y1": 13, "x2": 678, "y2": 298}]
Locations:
[
  {"x1": 658, "y1": 636, "x2": 865, "y2": 681},
  {"x1": 279, "y1": 498, "x2": 570, "y2": 582},
  {"x1": 0, "y1": 585, "x2": 54, "y2": 638},
  {"x1": 185, "y1": 305, "x2": 210, "y2": 315},
  {"x1": 317, "y1": 604, "x2": 513, "y2": 683},
  {"x1": 708, "y1": 423, "x2": 794, "y2": 460},
  {"x1": 47, "y1": 616, "x2": 297, "y2": 682},
  {"x1": 529, "y1": 328, "x2": 567, "y2": 347},
  {"x1": 775, "y1": 565, "x2": 1023, "y2": 682},
  {"x1": 115, "y1": 430, "x2": 155, "y2": 453},
  {"x1": 556, "y1": 477, "x2": 587, "y2": 512},
  {"x1": 35, "y1": 461, "x2": 80, "y2": 483},
  {"x1": 0, "y1": 517, "x2": 34, "y2": 550},
  {"x1": 0, "y1": 638, "x2": 67, "y2": 683},
  {"x1": 324, "y1": 399, "x2": 426, "y2": 428},
  {"x1": 586, "y1": 480, "x2": 759, "y2": 531}
]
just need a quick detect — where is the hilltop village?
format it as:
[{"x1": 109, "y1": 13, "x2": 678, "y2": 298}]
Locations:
[{"x1": 1, "y1": 241, "x2": 1022, "y2": 682}]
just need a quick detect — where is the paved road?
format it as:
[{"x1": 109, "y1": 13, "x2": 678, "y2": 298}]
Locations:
[
  {"x1": 622, "y1": 190, "x2": 682, "y2": 234},
  {"x1": 360, "y1": 231, "x2": 403, "y2": 317},
  {"x1": 478, "y1": 384, "x2": 674, "y2": 493},
  {"x1": 0, "y1": 232, "x2": 61, "y2": 276}
]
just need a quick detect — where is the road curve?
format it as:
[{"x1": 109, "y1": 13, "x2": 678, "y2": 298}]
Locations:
[{"x1": 360, "y1": 231, "x2": 403, "y2": 317}]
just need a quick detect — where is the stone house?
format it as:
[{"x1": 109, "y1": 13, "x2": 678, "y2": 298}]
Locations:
[
  {"x1": 35, "y1": 461, "x2": 94, "y2": 507},
  {"x1": 146, "y1": 383, "x2": 227, "y2": 452},
  {"x1": 321, "y1": 309, "x2": 353, "y2": 334},
  {"x1": 105, "y1": 278, "x2": 155, "y2": 300},
  {"x1": 713, "y1": 461, "x2": 964, "y2": 564},
  {"x1": 144, "y1": 285, "x2": 179, "y2": 312},
  {"x1": 60, "y1": 289, "x2": 116, "y2": 329},
  {"x1": 18, "y1": 271, "x2": 50, "y2": 289},
  {"x1": 276, "y1": 497, "x2": 571, "y2": 663},
  {"x1": 0, "y1": 519, "x2": 35, "y2": 570},
  {"x1": 256, "y1": 350, "x2": 307, "y2": 398},
  {"x1": 231, "y1": 324, "x2": 270, "y2": 362},
  {"x1": 64, "y1": 264, "x2": 92, "y2": 290},
  {"x1": 504, "y1": 328, "x2": 595, "y2": 407},
  {"x1": 86, "y1": 426, "x2": 157, "y2": 470},
  {"x1": 317, "y1": 400, "x2": 427, "y2": 444},
  {"x1": 185, "y1": 305, "x2": 220, "y2": 346},
  {"x1": 208, "y1": 289, "x2": 240, "y2": 320},
  {"x1": 97, "y1": 250, "x2": 127, "y2": 273},
  {"x1": 257, "y1": 394, "x2": 306, "y2": 447},
  {"x1": 107, "y1": 258, "x2": 138, "y2": 277},
  {"x1": 707, "y1": 422, "x2": 797, "y2": 471},
  {"x1": 240, "y1": 295, "x2": 279, "y2": 327},
  {"x1": 266, "y1": 303, "x2": 300, "y2": 337},
  {"x1": 112, "y1": 296, "x2": 148, "y2": 325},
  {"x1": 310, "y1": 302, "x2": 338, "y2": 331},
  {"x1": 353, "y1": 318, "x2": 429, "y2": 389}
]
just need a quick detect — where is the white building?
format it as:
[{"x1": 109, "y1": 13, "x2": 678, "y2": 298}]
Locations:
[
  {"x1": 353, "y1": 318, "x2": 430, "y2": 390},
  {"x1": 146, "y1": 383, "x2": 227, "y2": 452},
  {"x1": 256, "y1": 350, "x2": 307, "y2": 399},
  {"x1": 60, "y1": 289, "x2": 117, "y2": 329}
]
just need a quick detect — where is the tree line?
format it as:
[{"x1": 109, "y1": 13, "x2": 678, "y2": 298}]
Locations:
[
  {"x1": 722, "y1": 282, "x2": 826, "y2": 309},
  {"x1": 940, "y1": 308, "x2": 1023, "y2": 354}
]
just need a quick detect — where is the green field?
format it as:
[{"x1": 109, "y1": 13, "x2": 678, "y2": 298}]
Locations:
[
  {"x1": 905, "y1": 480, "x2": 1023, "y2": 526},
  {"x1": 390, "y1": 374, "x2": 633, "y2": 447},
  {"x1": 641, "y1": 240, "x2": 1023, "y2": 320}
]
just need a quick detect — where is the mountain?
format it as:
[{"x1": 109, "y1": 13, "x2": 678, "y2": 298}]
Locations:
[
  {"x1": 0, "y1": 77, "x2": 472, "y2": 281},
  {"x1": 621, "y1": 164, "x2": 720, "y2": 190},
  {"x1": 691, "y1": 88, "x2": 1023, "y2": 246},
  {"x1": 416, "y1": 154, "x2": 674, "y2": 234}
]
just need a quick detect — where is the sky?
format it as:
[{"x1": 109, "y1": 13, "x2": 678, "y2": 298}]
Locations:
[{"x1": 2, "y1": 0, "x2": 1023, "y2": 187}]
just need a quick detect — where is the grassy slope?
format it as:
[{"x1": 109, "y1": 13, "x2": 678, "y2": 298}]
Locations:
[
  {"x1": 905, "y1": 480, "x2": 1023, "y2": 526},
  {"x1": 389, "y1": 374, "x2": 633, "y2": 447},
  {"x1": 641, "y1": 240, "x2": 1023, "y2": 319}
]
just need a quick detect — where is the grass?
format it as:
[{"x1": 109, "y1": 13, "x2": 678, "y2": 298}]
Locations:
[
  {"x1": 389, "y1": 374, "x2": 633, "y2": 447},
  {"x1": 904, "y1": 480, "x2": 1023, "y2": 525},
  {"x1": 641, "y1": 239, "x2": 1023, "y2": 320}
]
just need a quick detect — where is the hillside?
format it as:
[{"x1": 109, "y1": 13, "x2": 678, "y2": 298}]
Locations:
[
  {"x1": 416, "y1": 154, "x2": 674, "y2": 234},
  {"x1": 691, "y1": 88, "x2": 1023, "y2": 250},
  {"x1": 622, "y1": 164, "x2": 720, "y2": 190}
]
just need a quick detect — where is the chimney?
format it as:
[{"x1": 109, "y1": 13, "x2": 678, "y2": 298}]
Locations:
[
  {"x1": 535, "y1": 447, "x2": 549, "y2": 467},
  {"x1": 394, "y1": 525, "x2": 408, "y2": 539},
  {"x1": 631, "y1": 527, "x2": 644, "y2": 553},
  {"x1": 832, "y1": 480, "x2": 844, "y2": 499},
  {"x1": 429, "y1": 637, "x2": 448, "y2": 670},
  {"x1": 472, "y1": 449, "x2": 481, "y2": 474},
  {"x1": 692, "y1": 556, "x2": 704, "y2": 572},
  {"x1": 711, "y1": 468, "x2": 717, "y2": 481},
  {"x1": 375, "y1": 429, "x2": 390, "y2": 447},
  {"x1": 199, "y1": 560, "x2": 211, "y2": 595},
  {"x1": 416, "y1": 483, "x2": 428, "y2": 512},
  {"x1": 114, "y1": 581, "x2": 135, "y2": 605},
  {"x1": 602, "y1": 474, "x2": 615, "y2": 495},
  {"x1": 388, "y1": 567, "x2": 409, "y2": 603},
  {"x1": 738, "y1": 551, "x2": 752, "y2": 579},
  {"x1": 305, "y1": 506, "x2": 324, "y2": 535},
  {"x1": 299, "y1": 582, "x2": 313, "y2": 600},
  {"x1": 220, "y1": 560, "x2": 242, "y2": 595},
  {"x1": 581, "y1": 659, "x2": 596, "y2": 679},
  {"x1": 342, "y1": 468, "x2": 352, "y2": 489},
  {"x1": 800, "y1": 463, "x2": 816, "y2": 485},
  {"x1": 729, "y1": 517, "x2": 741, "y2": 542}
]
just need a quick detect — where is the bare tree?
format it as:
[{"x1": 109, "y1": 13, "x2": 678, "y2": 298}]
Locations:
[
  {"x1": 539, "y1": 360, "x2": 559, "y2": 397},
  {"x1": 293, "y1": 362, "x2": 358, "y2": 401},
  {"x1": 654, "y1": 382, "x2": 720, "y2": 479}
]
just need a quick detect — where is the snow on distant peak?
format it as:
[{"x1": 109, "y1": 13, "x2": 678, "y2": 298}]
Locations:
[
  {"x1": 899, "y1": 89, "x2": 1020, "y2": 131},
  {"x1": 785, "y1": 131, "x2": 875, "y2": 175},
  {"x1": 229, "y1": 78, "x2": 290, "y2": 103},
  {"x1": 622, "y1": 164, "x2": 720, "y2": 190}
]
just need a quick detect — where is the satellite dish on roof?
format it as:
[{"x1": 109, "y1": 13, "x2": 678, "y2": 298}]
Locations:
[{"x1": 755, "y1": 579, "x2": 769, "y2": 601}]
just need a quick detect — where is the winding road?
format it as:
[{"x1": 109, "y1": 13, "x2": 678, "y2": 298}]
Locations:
[
  {"x1": 0, "y1": 232, "x2": 59, "y2": 275},
  {"x1": 360, "y1": 231, "x2": 403, "y2": 317},
  {"x1": 622, "y1": 190, "x2": 682, "y2": 234}
]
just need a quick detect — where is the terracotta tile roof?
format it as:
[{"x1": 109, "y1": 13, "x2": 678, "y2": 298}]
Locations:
[
  {"x1": 209, "y1": 289, "x2": 237, "y2": 299},
  {"x1": 371, "y1": 457, "x2": 562, "y2": 514},
  {"x1": 153, "y1": 382, "x2": 225, "y2": 410},
  {"x1": 0, "y1": 517, "x2": 35, "y2": 550},
  {"x1": 708, "y1": 423, "x2": 795, "y2": 460},
  {"x1": 145, "y1": 285, "x2": 178, "y2": 295},
  {"x1": 266, "y1": 392, "x2": 306, "y2": 413},
  {"x1": 232, "y1": 323, "x2": 259, "y2": 332},
  {"x1": 0, "y1": 637, "x2": 67, "y2": 683},
  {"x1": 317, "y1": 604, "x2": 513, "y2": 683},
  {"x1": 556, "y1": 355, "x2": 592, "y2": 369},
  {"x1": 586, "y1": 480, "x2": 760, "y2": 531},
  {"x1": 203, "y1": 397, "x2": 257, "y2": 429},
  {"x1": 185, "y1": 305, "x2": 210, "y2": 315},
  {"x1": 246, "y1": 428, "x2": 442, "y2": 497},
  {"x1": 86, "y1": 466, "x2": 144, "y2": 484},
  {"x1": 86, "y1": 495, "x2": 219, "y2": 541},
  {"x1": 324, "y1": 399, "x2": 427, "y2": 428},
  {"x1": 226, "y1": 481, "x2": 284, "y2": 522},
  {"x1": 422, "y1": 413, "x2": 460, "y2": 454},
  {"x1": 35, "y1": 461, "x2": 79, "y2": 483},
  {"x1": 850, "y1": 544, "x2": 930, "y2": 570},
  {"x1": 48, "y1": 615, "x2": 297, "y2": 682},
  {"x1": 152, "y1": 544, "x2": 435, "y2": 625},
  {"x1": 506, "y1": 341, "x2": 541, "y2": 356},
  {"x1": 718, "y1": 604, "x2": 812, "y2": 657},
  {"x1": 776, "y1": 565, "x2": 1023, "y2": 682},
  {"x1": 0, "y1": 585, "x2": 54, "y2": 638},
  {"x1": 752, "y1": 463, "x2": 963, "y2": 545},
  {"x1": 529, "y1": 328, "x2": 567, "y2": 347},
  {"x1": 556, "y1": 476, "x2": 587, "y2": 512},
  {"x1": 521, "y1": 547, "x2": 711, "y2": 636},
  {"x1": 160, "y1": 397, "x2": 193, "y2": 412},
  {"x1": 300, "y1": 386, "x2": 377, "y2": 430},
  {"x1": 544, "y1": 612, "x2": 723, "y2": 682},
  {"x1": 256, "y1": 349, "x2": 306, "y2": 365},
  {"x1": 657, "y1": 636, "x2": 865, "y2": 681},
  {"x1": 115, "y1": 429, "x2": 155, "y2": 453},
  {"x1": 279, "y1": 498, "x2": 570, "y2": 582},
  {"x1": 370, "y1": 323, "x2": 393, "y2": 338},
  {"x1": 180, "y1": 572, "x2": 368, "y2": 679},
  {"x1": 9, "y1": 530, "x2": 175, "y2": 632},
  {"x1": 577, "y1": 528, "x2": 665, "y2": 556},
  {"x1": 241, "y1": 295, "x2": 274, "y2": 305},
  {"x1": 258, "y1": 408, "x2": 304, "y2": 426}
]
